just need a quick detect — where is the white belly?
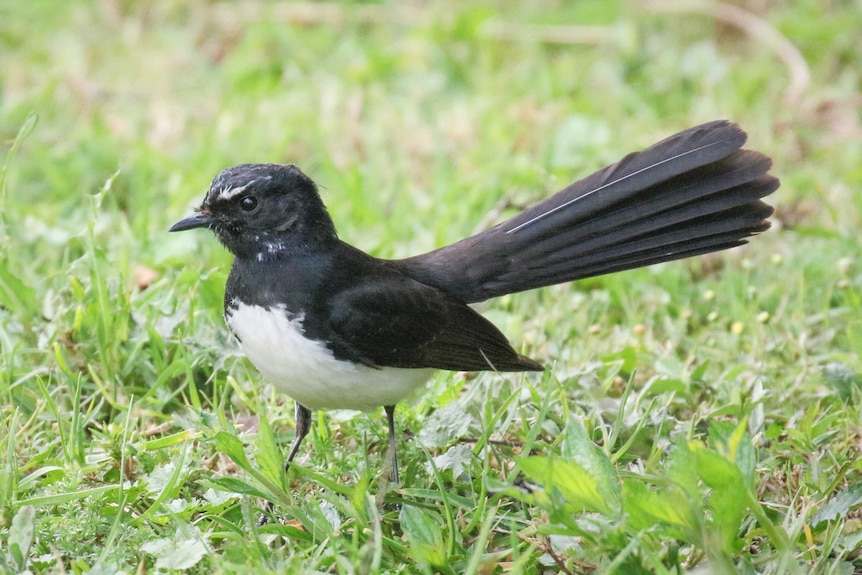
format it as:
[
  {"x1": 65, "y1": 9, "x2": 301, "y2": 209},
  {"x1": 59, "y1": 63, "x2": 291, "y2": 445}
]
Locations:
[{"x1": 225, "y1": 302, "x2": 436, "y2": 411}]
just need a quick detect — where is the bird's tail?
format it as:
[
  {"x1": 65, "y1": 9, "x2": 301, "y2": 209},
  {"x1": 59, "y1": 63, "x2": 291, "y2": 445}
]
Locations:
[{"x1": 396, "y1": 121, "x2": 778, "y2": 303}]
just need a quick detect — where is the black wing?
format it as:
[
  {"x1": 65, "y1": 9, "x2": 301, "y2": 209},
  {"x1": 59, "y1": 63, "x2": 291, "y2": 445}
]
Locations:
[{"x1": 325, "y1": 271, "x2": 542, "y2": 373}]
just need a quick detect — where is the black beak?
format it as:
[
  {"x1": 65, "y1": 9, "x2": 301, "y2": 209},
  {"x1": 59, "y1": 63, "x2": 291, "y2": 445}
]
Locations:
[{"x1": 169, "y1": 212, "x2": 215, "y2": 232}]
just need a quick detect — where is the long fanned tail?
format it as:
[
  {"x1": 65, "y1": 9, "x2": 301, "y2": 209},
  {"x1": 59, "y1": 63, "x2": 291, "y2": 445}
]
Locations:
[{"x1": 395, "y1": 121, "x2": 778, "y2": 303}]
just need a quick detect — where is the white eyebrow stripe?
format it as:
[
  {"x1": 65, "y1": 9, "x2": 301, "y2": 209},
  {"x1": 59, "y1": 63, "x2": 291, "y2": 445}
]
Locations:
[
  {"x1": 505, "y1": 140, "x2": 721, "y2": 235},
  {"x1": 217, "y1": 182, "x2": 253, "y2": 201}
]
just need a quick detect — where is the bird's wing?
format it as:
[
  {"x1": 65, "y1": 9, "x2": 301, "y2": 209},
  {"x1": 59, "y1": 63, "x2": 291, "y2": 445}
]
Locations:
[{"x1": 324, "y1": 274, "x2": 542, "y2": 372}]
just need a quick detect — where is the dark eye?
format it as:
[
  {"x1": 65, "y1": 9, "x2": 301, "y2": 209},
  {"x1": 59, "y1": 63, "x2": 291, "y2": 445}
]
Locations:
[{"x1": 239, "y1": 196, "x2": 258, "y2": 212}]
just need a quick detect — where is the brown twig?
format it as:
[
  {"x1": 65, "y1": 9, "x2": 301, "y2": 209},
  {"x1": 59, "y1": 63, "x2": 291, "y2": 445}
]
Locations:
[
  {"x1": 205, "y1": 0, "x2": 809, "y2": 100},
  {"x1": 518, "y1": 531, "x2": 597, "y2": 574},
  {"x1": 456, "y1": 436, "x2": 525, "y2": 448},
  {"x1": 642, "y1": 0, "x2": 811, "y2": 104}
]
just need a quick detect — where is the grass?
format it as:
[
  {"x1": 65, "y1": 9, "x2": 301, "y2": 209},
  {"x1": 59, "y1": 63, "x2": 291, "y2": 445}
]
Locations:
[{"x1": 1, "y1": 0, "x2": 861, "y2": 573}]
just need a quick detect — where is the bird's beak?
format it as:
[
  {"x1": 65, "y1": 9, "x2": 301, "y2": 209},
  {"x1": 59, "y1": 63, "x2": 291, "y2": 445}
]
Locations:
[{"x1": 169, "y1": 211, "x2": 215, "y2": 232}]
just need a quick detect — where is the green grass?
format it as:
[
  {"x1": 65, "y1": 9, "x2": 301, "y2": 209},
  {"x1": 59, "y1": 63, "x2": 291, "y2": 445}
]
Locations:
[{"x1": 2, "y1": 0, "x2": 862, "y2": 573}]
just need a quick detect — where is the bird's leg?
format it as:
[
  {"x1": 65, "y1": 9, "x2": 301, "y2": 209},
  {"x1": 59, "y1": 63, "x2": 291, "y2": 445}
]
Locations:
[
  {"x1": 257, "y1": 402, "x2": 312, "y2": 526},
  {"x1": 285, "y1": 402, "x2": 312, "y2": 470},
  {"x1": 384, "y1": 404, "x2": 399, "y2": 484}
]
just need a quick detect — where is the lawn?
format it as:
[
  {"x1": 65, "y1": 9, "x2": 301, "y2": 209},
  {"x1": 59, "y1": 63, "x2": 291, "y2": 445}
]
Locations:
[{"x1": 1, "y1": 1, "x2": 861, "y2": 573}]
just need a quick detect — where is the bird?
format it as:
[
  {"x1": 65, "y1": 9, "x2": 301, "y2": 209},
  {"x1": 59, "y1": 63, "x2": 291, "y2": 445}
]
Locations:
[{"x1": 170, "y1": 120, "x2": 778, "y2": 490}]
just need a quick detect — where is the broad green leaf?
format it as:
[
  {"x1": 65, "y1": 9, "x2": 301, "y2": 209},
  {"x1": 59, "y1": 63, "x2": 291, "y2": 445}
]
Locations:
[
  {"x1": 708, "y1": 418, "x2": 754, "y2": 475},
  {"x1": 559, "y1": 416, "x2": 621, "y2": 515},
  {"x1": 839, "y1": 528, "x2": 862, "y2": 559},
  {"x1": 811, "y1": 484, "x2": 862, "y2": 526},
  {"x1": 143, "y1": 461, "x2": 186, "y2": 498},
  {"x1": 601, "y1": 345, "x2": 638, "y2": 373},
  {"x1": 85, "y1": 562, "x2": 126, "y2": 575},
  {"x1": 692, "y1": 445, "x2": 743, "y2": 491},
  {"x1": 708, "y1": 482, "x2": 748, "y2": 555},
  {"x1": 432, "y1": 443, "x2": 473, "y2": 479},
  {"x1": 8, "y1": 505, "x2": 35, "y2": 570},
  {"x1": 0, "y1": 262, "x2": 38, "y2": 319},
  {"x1": 255, "y1": 414, "x2": 286, "y2": 491},
  {"x1": 622, "y1": 481, "x2": 698, "y2": 544},
  {"x1": 400, "y1": 504, "x2": 447, "y2": 568},
  {"x1": 418, "y1": 400, "x2": 471, "y2": 448},
  {"x1": 667, "y1": 440, "x2": 700, "y2": 503},
  {"x1": 691, "y1": 434, "x2": 750, "y2": 556},
  {"x1": 690, "y1": 360, "x2": 711, "y2": 382},
  {"x1": 200, "y1": 477, "x2": 269, "y2": 499},
  {"x1": 141, "y1": 527, "x2": 208, "y2": 570},
  {"x1": 643, "y1": 377, "x2": 688, "y2": 395},
  {"x1": 213, "y1": 431, "x2": 251, "y2": 471},
  {"x1": 517, "y1": 455, "x2": 615, "y2": 517}
]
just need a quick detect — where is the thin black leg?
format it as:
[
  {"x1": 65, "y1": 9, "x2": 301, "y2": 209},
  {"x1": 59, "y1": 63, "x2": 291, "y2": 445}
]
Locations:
[
  {"x1": 258, "y1": 402, "x2": 311, "y2": 526},
  {"x1": 285, "y1": 402, "x2": 312, "y2": 470},
  {"x1": 384, "y1": 404, "x2": 399, "y2": 484}
]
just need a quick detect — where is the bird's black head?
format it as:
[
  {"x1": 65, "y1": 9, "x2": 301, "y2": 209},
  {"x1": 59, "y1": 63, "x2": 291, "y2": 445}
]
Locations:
[{"x1": 170, "y1": 164, "x2": 337, "y2": 260}]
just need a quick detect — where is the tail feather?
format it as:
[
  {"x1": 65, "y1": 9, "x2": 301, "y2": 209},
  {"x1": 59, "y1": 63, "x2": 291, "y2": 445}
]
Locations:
[
  {"x1": 394, "y1": 121, "x2": 779, "y2": 303},
  {"x1": 504, "y1": 122, "x2": 751, "y2": 236},
  {"x1": 506, "y1": 202, "x2": 774, "y2": 290},
  {"x1": 518, "y1": 173, "x2": 776, "y2": 265}
]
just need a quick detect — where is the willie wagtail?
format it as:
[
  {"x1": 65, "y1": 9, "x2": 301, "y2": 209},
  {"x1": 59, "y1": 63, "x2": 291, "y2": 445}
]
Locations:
[{"x1": 170, "y1": 120, "x2": 778, "y2": 486}]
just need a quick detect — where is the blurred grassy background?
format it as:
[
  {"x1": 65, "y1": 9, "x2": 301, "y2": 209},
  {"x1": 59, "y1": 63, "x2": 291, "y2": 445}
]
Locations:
[{"x1": 1, "y1": 1, "x2": 861, "y2": 573}]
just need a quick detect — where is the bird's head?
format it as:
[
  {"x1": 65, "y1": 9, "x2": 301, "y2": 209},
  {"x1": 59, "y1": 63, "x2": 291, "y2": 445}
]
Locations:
[{"x1": 170, "y1": 164, "x2": 337, "y2": 259}]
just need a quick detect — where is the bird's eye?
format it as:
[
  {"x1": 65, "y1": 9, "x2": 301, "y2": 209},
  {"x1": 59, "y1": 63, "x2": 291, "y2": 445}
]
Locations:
[{"x1": 239, "y1": 196, "x2": 258, "y2": 212}]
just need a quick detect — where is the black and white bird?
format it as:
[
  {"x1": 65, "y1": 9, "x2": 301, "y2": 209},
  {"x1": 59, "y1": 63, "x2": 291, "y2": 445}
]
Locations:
[{"x1": 170, "y1": 120, "x2": 778, "y2": 486}]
